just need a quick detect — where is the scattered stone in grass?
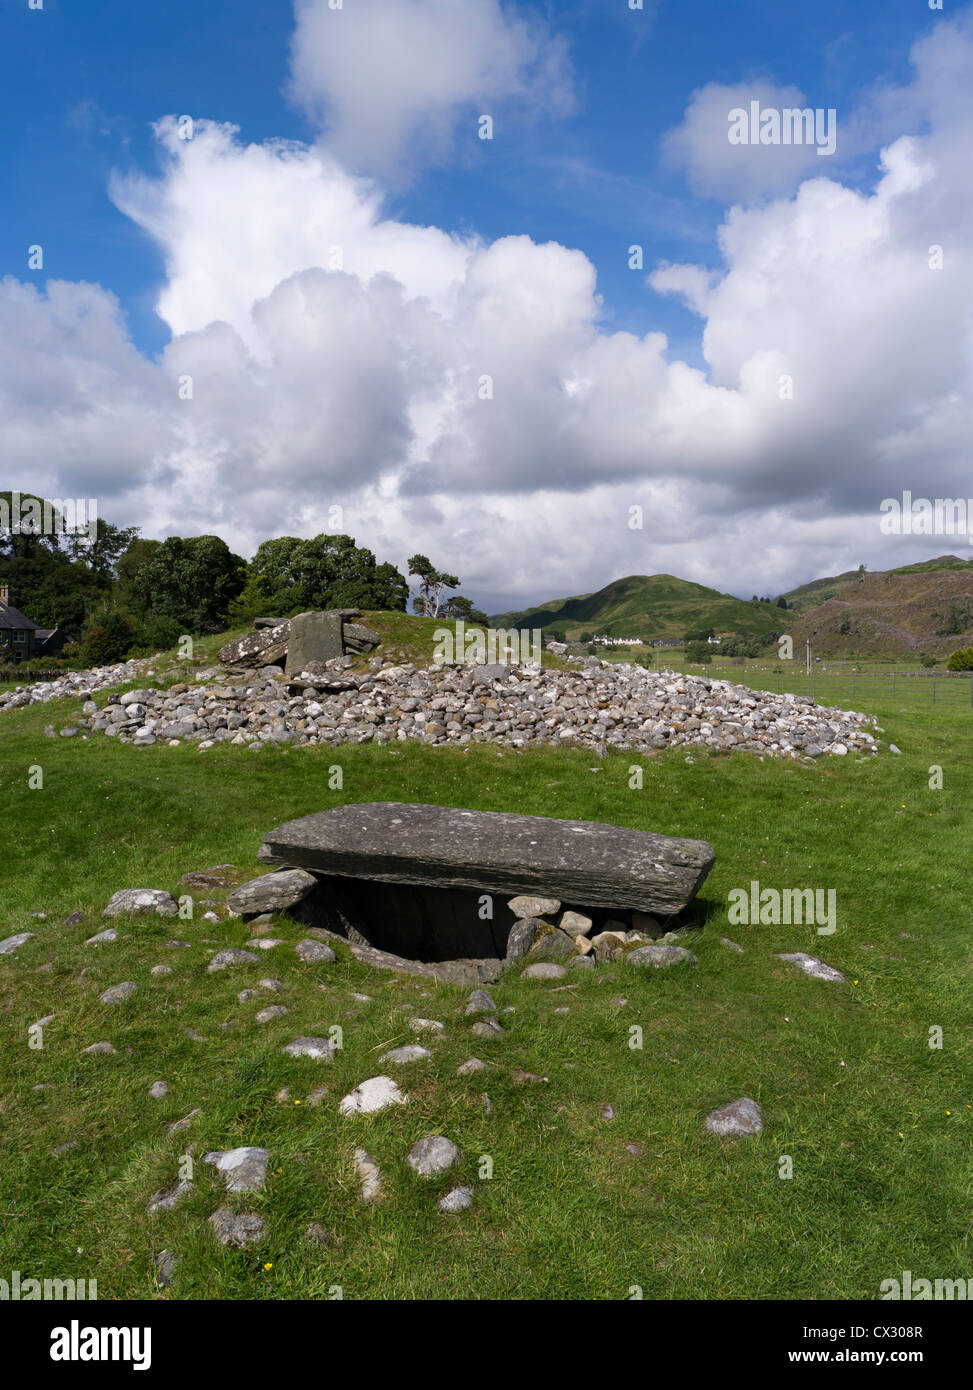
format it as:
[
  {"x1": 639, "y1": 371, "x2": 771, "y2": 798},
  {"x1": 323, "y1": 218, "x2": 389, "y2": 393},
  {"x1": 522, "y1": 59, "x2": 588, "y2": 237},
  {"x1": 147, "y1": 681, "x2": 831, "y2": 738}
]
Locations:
[
  {"x1": 52, "y1": 1141, "x2": 78, "y2": 1157},
  {"x1": 522, "y1": 963, "x2": 566, "y2": 980},
  {"x1": 354, "y1": 1148, "x2": 382, "y2": 1202},
  {"x1": 248, "y1": 938, "x2": 285, "y2": 951},
  {"x1": 379, "y1": 1044, "x2": 432, "y2": 1064},
  {"x1": 202, "y1": 912, "x2": 220, "y2": 923},
  {"x1": 889, "y1": 744, "x2": 902, "y2": 755},
  {"x1": 151, "y1": 964, "x2": 173, "y2": 976},
  {"x1": 238, "y1": 989, "x2": 258, "y2": 1003},
  {"x1": 276, "y1": 1088, "x2": 291, "y2": 1103},
  {"x1": 457, "y1": 1057, "x2": 489, "y2": 1075},
  {"x1": 721, "y1": 937, "x2": 744, "y2": 953},
  {"x1": 626, "y1": 944, "x2": 698, "y2": 969},
  {"x1": 64, "y1": 911, "x2": 86, "y2": 927},
  {"x1": 100, "y1": 981, "x2": 138, "y2": 1005},
  {"x1": 568, "y1": 955, "x2": 595, "y2": 970},
  {"x1": 32, "y1": 1083, "x2": 55, "y2": 1091},
  {"x1": 258, "y1": 978, "x2": 283, "y2": 991},
  {"x1": 149, "y1": 1081, "x2": 169, "y2": 1099},
  {"x1": 83, "y1": 1042, "x2": 116, "y2": 1055},
  {"x1": 154, "y1": 1250, "x2": 179, "y2": 1288},
  {"x1": 0, "y1": 933, "x2": 34, "y2": 955},
  {"x1": 439, "y1": 1186, "x2": 474, "y2": 1213},
  {"x1": 609, "y1": 997, "x2": 628, "y2": 1008},
  {"x1": 102, "y1": 890, "x2": 178, "y2": 919},
  {"x1": 209, "y1": 1209, "x2": 266, "y2": 1247},
  {"x1": 255, "y1": 1005, "x2": 289, "y2": 1025},
  {"x1": 552, "y1": 1006, "x2": 570, "y2": 1015},
  {"x1": 511, "y1": 1069, "x2": 547, "y2": 1086},
  {"x1": 776, "y1": 952, "x2": 846, "y2": 982},
  {"x1": 705, "y1": 1097, "x2": 763, "y2": 1137},
  {"x1": 481, "y1": 1093, "x2": 493, "y2": 1114},
  {"x1": 465, "y1": 989, "x2": 497, "y2": 1015},
  {"x1": 295, "y1": 939, "x2": 336, "y2": 964},
  {"x1": 207, "y1": 948, "x2": 260, "y2": 973},
  {"x1": 166, "y1": 940, "x2": 192, "y2": 949},
  {"x1": 339, "y1": 1075, "x2": 407, "y2": 1116},
  {"x1": 185, "y1": 1029, "x2": 206, "y2": 1042},
  {"x1": 32, "y1": 1013, "x2": 55, "y2": 1029},
  {"x1": 624, "y1": 1143, "x2": 643, "y2": 1157},
  {"x1": 305, "y1": 1085, "x2": 330, "y2": 1106},
  {"x1": 167, "y1": 1109, "x2": 201, "y2": 1135},
  {"x1": 304, "y1": 1222, "x2": 333, "y2": 1246},
  {"x1": 148, "y1": 1180, "x2": 194, "y2": 1213},
  {"x1": 351, "y1": 992, "x2": 372, "y2": 1002},
  {"x1": 472, "y1": 1018, "x2": 505, "y2": 1039},
  {"x1": 601, "y1": 1104, "x2": 615, "y2": 1121},
  {"x1": 408, "y1": 1135, "x2": 460, "y2": 1177},
  {"x1": 83, "y1": 928, "x2": 118, "y2": 950},
  {"x1": 202, "y1": 1146, "x2": 270, "y2": 1193},
  {"x1": 409, "y1": 1017, "x2": 444, "y2": 1034},
  {"x1": 283, "y1": 1036, "x2": 335, "y2": 1061}
]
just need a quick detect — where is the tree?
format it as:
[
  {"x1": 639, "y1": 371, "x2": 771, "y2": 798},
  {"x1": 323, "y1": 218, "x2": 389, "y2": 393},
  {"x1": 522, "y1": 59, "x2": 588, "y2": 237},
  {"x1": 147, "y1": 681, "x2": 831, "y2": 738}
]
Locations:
[
  {"x1": 946, "y1": 646, "x2": 973, "y2": 671},
  {"x1": 857, "y1": 564, "x2": 867, "y2": 583},
  {"x1": 685, "y1": 641, "x2": 713, "y2": 664},
  {"x1": 132, "y1": 535, "x2": 247, "y2": 633},
  {"x1": 442, "y1": 594, "x2": 489, "y2": 624},
  {"x1": 408, "y1": 554, "x2": 460, "y2": 618},
  {"x1": 776, "y1": 597, "x2": 788, "y2": 609},
  {"x1": 684, "y1": 626, "x2": 715, "y2": 642},
  {"x1": 66, "y1": 519, "x2": 141, "y2": 581},
  {"x1": 249, "y1": 535, "x2": 408, "y2": 615}
]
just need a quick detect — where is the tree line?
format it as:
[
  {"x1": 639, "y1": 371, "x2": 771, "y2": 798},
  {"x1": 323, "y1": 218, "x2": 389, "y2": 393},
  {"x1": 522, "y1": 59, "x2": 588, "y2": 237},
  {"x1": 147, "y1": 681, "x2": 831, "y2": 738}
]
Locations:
[{"x1": 0, "y1": 493, "x2": 487, "y2": 667}]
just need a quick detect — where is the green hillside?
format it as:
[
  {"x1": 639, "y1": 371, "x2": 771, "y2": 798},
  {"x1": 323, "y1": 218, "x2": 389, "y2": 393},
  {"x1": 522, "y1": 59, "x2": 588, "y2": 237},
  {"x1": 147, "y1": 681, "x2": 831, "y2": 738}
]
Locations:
[
  {"x1": 780, "y1": 554, "x2": 973, "y2": 614},
  {"x1": 492, "y1": 574, "x2": 784, "y2": 643}
]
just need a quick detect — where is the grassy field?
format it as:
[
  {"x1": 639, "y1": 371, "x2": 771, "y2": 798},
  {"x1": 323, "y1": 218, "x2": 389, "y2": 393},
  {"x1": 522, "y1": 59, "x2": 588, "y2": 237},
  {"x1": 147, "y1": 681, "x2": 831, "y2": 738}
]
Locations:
[{"x1": 0, "y1": 651, "x2": 970, "y2": 1300}]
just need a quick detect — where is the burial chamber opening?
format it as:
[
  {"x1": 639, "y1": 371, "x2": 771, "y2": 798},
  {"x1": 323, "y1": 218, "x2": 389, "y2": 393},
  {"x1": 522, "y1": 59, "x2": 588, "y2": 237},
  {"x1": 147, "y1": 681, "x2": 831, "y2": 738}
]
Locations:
[
  {"x1": 290, "y1": 876, "x2": 520, "y2": 963},
  {"x1": 287, "y1": 874, "x2": 645, "y2": 964}
]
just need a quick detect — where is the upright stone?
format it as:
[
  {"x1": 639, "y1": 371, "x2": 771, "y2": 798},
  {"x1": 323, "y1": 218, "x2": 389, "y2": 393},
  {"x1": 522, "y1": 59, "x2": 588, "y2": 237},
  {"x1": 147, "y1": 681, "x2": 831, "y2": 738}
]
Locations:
[{"x1": 285, "y1": 612, "x2": 344, "y2": 677}]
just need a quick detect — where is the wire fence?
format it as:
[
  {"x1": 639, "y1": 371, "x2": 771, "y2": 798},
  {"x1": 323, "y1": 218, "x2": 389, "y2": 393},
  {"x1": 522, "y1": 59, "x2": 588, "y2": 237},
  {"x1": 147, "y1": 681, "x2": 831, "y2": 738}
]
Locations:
[{"x1": 665, "y1": 665, "x2": 973, "y2": 708}]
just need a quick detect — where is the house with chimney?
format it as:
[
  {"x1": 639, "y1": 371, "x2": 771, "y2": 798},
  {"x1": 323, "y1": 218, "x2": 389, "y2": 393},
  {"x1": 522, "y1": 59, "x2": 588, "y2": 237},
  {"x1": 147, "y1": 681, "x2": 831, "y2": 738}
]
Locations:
[{"x1": 0, "y1": 584, "x2": 63, "y2": 661}]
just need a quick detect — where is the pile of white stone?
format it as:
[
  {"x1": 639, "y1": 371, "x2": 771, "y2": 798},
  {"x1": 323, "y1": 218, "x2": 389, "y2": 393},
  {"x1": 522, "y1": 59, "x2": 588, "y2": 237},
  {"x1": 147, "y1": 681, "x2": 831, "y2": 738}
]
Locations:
[
  {"x1": 0, "y1": 657, "x2": 153, "y2": 713},
  {"x1": 27, "y1": 654, "x2": 880, "y2": 759}
]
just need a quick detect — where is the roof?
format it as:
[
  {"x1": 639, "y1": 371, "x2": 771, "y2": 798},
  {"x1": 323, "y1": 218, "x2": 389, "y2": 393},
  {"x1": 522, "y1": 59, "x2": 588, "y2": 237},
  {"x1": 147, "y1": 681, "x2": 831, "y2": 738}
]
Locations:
[{"x1": 0, "y1": 602, "x2": 37, "y2": 631}]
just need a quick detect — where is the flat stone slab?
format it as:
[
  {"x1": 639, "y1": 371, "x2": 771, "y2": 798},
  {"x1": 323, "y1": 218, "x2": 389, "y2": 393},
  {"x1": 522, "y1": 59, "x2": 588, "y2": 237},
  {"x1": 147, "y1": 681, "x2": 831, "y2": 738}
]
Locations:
[
  {"x1": 0, "y1": 932, "x2": 34, "y2": 954},
  {"x1": 259, "y1": 802, "x2": 714, "y2": 915}
]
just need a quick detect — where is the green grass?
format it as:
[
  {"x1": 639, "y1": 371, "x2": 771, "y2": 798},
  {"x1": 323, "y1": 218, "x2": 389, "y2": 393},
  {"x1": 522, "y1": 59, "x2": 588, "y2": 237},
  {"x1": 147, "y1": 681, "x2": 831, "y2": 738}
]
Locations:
[{"x1": 0, "y1": 669, "x2": 970, "y2": 1300}]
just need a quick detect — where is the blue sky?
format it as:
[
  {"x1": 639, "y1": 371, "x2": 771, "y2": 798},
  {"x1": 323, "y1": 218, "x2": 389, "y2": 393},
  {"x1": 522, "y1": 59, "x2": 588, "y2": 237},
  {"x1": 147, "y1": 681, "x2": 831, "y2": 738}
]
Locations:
[
  {"x1": 2, "y1": 0, "x2": 970, "y2": 610},
  {"x1": 2, "y1": 0, "x2": 923, "y2": 359}
]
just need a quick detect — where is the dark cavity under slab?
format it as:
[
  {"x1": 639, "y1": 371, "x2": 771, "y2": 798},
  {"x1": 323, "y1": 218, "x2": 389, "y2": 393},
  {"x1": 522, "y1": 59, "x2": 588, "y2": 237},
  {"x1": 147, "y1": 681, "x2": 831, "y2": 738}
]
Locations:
[{"x1": 290, "y1": 876, "x2": 519, "y2": 963}]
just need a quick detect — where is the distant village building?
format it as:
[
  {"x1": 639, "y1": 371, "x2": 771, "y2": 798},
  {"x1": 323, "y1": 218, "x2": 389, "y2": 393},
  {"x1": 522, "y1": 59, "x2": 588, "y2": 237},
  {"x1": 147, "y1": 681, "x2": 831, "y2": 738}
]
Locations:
[
  {"x1": 0, "y1": 585, "x2": 62, "y2": 661},
  {"x1": 593, "y1": 635, "x2": 643, "y2": 646}
]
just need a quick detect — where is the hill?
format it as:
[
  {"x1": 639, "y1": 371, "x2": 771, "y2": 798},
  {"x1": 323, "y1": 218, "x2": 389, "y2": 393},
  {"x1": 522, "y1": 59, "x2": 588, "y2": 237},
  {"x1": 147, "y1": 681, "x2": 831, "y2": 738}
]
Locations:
[
  {"x1": 779, "y1": 554, "x2": 973, "y2": 614},
  {"x1": 492, "y1": 574, "x2": 784, "y2": 644},
  {"x1": 781, "y1": 560, "x2": 973, "y2": 658}
]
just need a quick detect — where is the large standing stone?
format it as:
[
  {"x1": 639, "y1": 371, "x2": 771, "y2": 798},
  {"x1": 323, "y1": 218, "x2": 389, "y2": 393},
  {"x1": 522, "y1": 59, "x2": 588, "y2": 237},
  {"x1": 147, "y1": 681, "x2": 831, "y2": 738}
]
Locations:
[
  {"x1": 284, "y1": 611, "x2": 344, "y2": 677},
  {"x1": 258, "y1": 803, "x2": 715, "y2": 915}
]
